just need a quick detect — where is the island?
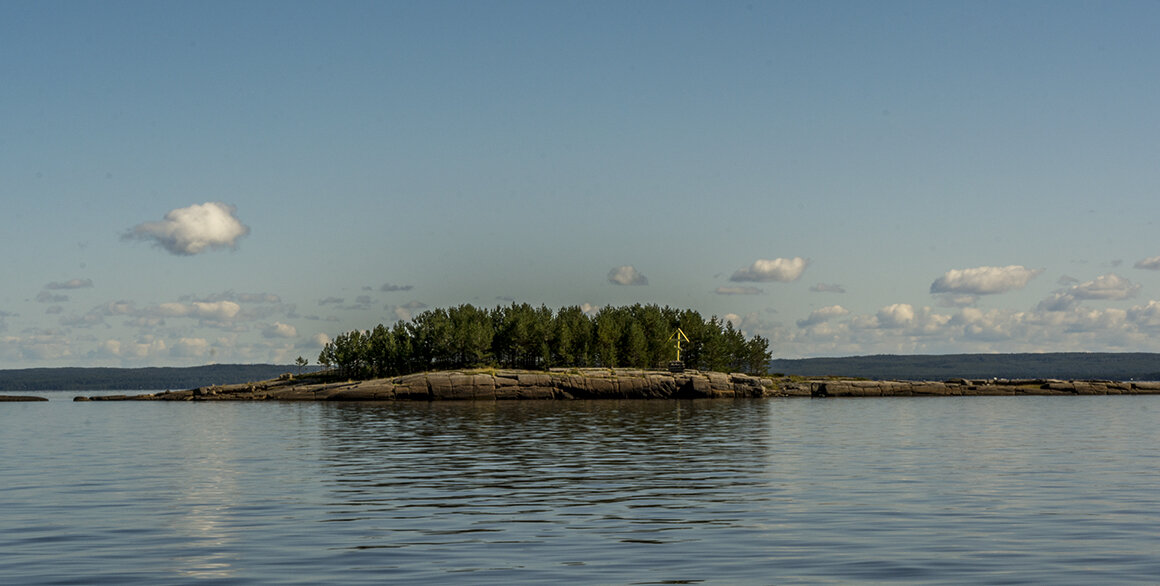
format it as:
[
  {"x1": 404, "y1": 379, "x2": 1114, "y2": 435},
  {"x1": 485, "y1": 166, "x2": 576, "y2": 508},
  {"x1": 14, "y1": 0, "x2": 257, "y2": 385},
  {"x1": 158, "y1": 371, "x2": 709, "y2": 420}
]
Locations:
[{"x1": 74, "y1": 368, "x2": 1160, "y2": 401}]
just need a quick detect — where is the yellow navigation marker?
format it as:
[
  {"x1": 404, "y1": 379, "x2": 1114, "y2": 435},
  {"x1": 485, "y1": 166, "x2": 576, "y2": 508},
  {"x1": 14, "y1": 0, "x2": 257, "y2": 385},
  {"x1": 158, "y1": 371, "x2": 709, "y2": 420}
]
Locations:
[{"x1": 668, "y1": 328, "x2": 691, "y2": 362}]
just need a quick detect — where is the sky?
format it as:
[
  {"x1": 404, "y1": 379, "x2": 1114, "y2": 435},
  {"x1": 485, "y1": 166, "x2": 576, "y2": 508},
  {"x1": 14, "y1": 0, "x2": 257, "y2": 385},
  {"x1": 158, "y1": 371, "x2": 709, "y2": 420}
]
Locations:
[{"x1": 3, "y1": 1, "x2": 1160, "y2": 368}]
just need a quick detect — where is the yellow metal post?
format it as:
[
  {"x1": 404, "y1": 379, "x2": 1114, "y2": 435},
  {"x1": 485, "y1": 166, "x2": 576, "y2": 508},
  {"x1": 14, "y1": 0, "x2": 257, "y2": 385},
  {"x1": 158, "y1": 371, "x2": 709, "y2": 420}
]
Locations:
[{"x1": 668, "y1": 328, "x2": 691, "y2": 362}]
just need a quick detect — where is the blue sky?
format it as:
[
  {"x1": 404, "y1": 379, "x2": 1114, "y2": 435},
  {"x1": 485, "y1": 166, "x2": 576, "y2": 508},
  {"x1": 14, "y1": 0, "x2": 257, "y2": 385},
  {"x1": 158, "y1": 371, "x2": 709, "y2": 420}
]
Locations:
[{"x1": 4, "y1": 1, "x2": 1160, "y2": 368}]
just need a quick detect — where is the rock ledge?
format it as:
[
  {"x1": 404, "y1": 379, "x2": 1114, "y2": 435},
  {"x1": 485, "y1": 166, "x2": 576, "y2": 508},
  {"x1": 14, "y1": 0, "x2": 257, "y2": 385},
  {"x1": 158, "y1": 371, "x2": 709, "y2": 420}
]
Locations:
[{"x1": 73, "y1": 370, "x2": 1160, "y2": 402}]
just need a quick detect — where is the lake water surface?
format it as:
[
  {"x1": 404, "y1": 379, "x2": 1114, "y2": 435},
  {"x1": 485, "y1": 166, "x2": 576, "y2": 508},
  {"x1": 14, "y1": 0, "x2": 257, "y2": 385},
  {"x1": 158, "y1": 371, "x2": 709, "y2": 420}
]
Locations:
[{"x1": 2, "y1": 394, "x2": 1158, "y2": 584}]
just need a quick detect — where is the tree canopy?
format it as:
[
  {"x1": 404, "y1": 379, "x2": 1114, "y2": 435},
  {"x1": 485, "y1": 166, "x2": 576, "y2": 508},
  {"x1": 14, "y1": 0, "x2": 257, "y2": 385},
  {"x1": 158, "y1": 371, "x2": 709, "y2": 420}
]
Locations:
[{"x1": 318, "y1": 303, "x2": 771, "y2": 379}]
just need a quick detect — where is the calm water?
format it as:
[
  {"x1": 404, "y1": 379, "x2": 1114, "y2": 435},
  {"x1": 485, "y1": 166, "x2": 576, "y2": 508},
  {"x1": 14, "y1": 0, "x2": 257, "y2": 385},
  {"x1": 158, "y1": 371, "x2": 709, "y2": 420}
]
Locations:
[{"x1": 2, "y1": 394, "x2": 1159, "y2": 584}]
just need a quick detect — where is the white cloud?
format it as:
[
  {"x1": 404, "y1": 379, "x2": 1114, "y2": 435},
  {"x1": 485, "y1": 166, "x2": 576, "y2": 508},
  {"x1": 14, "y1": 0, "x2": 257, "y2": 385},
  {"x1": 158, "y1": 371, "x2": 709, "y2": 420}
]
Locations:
[
  {"x1": 1040, "y1": 274, "x2": 1141, "y2": 310},
  {"x1": 310, "y1": 333, "x2": 332, "y2": 348},
  {"x1": 1068, "y1": 273, "x2": 1140, "y2": 300},
  {"x1": 187, "y1": 291, "x2": 282, "y2": 304},
  {"x1": 608, "y1": 265, "x2": 649, "y2": 286},
  {"x1": 124, "y1": 202, "x2": 250, "y2": 256},
  {"x1": 876, "y1": 303, "x2": 917, "y2": 328},
  {"x1": 796, "y1": 305, "x2": 850, "y2": 328},
  {"x1": 715, "y1": 286, "x2": 763, "y2": 295},
  {"x1": 154, "y1": 301, "x2": 241, "y2": 321},
  {"x1": 45, "y1": 278, "x2": 93, "y2": 290},
  {"x1": 262, "y1": 322, "x2": 298, "y2": 339},
  {"x1": 1128, "y1": 300, "x2": 1160, "y2": 329},
  {"x1": 1134, "y1": 256, "x2": 1160, "y2": 270},
  {"x1": 730, "y1": 257, "x2": 809, "y2": 283},
  {"x1": 930, "y1": 265, "x2": 1042, "y2": 295},
  {"x1": 1037, "y1": 292, "x2": 1078, "y2": 312}
]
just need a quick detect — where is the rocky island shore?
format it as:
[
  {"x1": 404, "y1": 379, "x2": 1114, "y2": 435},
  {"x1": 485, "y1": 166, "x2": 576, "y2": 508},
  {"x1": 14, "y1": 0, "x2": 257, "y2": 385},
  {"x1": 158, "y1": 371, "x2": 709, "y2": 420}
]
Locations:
[{"x1": 73, "y1": 368, "x2": 1160, "y2": 401}]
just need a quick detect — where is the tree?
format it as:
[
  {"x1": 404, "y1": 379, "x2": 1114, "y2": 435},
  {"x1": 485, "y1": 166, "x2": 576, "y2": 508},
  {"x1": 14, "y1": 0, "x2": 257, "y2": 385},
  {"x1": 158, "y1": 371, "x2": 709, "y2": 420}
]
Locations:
[{"x1": 319, "y1": 303, "x2": 772, "y2": 379}]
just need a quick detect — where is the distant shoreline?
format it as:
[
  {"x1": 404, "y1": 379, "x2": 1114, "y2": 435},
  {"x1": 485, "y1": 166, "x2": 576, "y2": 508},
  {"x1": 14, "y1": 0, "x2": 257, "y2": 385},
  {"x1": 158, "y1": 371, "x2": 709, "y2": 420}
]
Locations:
[{"x1": 73, "y1": 368, "x2": 1160, "y2": 402}]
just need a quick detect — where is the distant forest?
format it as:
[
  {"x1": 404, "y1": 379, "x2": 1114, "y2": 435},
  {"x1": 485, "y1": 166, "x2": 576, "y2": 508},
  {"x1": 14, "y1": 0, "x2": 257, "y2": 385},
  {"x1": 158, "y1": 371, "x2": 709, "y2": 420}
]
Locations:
[
  {"x1": 10, "y1": 350, "x2": 1160, "y2": 392},
  {"x1": 0, "y1": 364, "x2": 307, "y2": 391},
  {"x1": 319, "y1": 303, "x2": 772, "y2": 378},
  {"x1": 770, "y1": 353, "x2": 1160, "y2": 381}
]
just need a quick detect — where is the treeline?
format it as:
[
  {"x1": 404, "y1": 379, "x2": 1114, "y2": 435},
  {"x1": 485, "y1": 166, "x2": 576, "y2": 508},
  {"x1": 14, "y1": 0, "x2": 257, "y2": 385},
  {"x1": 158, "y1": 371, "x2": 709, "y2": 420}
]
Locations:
[{"x1": 318, "y1": 303, "x2": 771, "y2": 378}]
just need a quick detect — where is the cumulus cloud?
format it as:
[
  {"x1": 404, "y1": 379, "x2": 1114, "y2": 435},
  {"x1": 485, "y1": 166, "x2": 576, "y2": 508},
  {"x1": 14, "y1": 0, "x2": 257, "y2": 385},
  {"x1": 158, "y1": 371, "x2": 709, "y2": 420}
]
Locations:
[
  {"x1": 1037, "y1": 292, "x2": 1078, "y2": 312},
  {"x1": 810, "y1": 283, "x2": 846, "y2": 294},
  {"x1": 45, "y1": 278, "x2": 93, "y2": 290},
  {"x1": 1039, "y1": 274, "x2": 1141, "y2": 312},
  {"x1": 876, "y1": 303, "x2": 917, "y2": 328},
  {"x1": 608, "y1": 265, "x2": 648, "y2": 286},
  {"x1": 186, "y1": 291, "x2": 282, "y2": 304},
  {"x1": 1135, "y1": 256, "x2": 1160, "y2": 270},
  {"x1": 730, "y1": 257, "x2": 809, "y2": 283},
  {"x1": 930, "y1": 265, "x2": 1042, "y2": 295},
  {"x1": 262, "y1": 322, "x2": 298, "y2": 339},
  {"x1": 715, "y1": 286, "x2": 763, "y2": 295},
  {"x1": 1067, "y1": 273, "x2": 1140, "y2": 300},
  {"x1": 124, "y1": 202, "x2": 249, "y2": 255},
  {"x1": 796, "y1": 305, "x2": 850, "y2": 328},
  {"x1": 380, "y1": 283, "x2": 414, "y2": 292},
  {"x1": 1128, "y1": 300, "x2": 1160, "y2": 329},
  {"x1": 156, "y1": 301, "x2": 242, "y2": 321}
]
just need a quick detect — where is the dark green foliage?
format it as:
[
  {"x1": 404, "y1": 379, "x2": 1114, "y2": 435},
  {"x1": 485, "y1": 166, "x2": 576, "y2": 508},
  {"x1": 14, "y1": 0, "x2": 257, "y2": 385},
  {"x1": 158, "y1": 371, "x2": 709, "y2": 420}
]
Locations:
[{"x1": 318, "y1": 303, "x2": 774, "y2": 378}]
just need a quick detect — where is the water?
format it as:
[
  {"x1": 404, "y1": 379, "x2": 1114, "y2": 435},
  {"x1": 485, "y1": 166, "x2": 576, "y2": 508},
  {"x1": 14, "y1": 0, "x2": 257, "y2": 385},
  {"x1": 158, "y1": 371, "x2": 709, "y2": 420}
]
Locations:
[{"x1": 2, "y1": 394, "x2": 1159, "y2": 584}]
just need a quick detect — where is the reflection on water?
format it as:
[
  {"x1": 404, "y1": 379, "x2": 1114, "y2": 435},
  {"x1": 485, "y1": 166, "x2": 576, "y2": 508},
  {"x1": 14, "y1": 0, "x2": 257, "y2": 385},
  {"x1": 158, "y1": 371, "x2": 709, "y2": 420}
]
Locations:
[
  {"x1": 2, "y1": 397, "x2": 1159, "y2": 584},
  {"x1": 320, "y1": 400, "x2": 773, "y2": 546}
]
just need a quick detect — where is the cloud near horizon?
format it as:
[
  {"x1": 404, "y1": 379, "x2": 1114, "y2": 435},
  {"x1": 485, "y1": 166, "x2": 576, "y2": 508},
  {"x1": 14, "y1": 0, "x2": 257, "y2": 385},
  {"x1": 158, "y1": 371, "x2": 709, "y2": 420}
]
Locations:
[
  {"x1": 608, "y1": 265, "x2": 648, "y2": 286},
  {"x1": 262, "y1": 322, "x2": 298, "y2": 339},
  {"x1": 796, "y1": 305, "x2": 850, "y2": 328},
  {"x1": 124, "y1": 202, "x2": 250, "y2": 256},
  {"x1": 1134, "y1": 256, "x2": 1160, "y2": 270},
  {"x1": 930, "y1": 265, "x2": 1042, "y2": 295},
  {"x1": 730, "y1": 257, "x2": 809, "y2": 283}
]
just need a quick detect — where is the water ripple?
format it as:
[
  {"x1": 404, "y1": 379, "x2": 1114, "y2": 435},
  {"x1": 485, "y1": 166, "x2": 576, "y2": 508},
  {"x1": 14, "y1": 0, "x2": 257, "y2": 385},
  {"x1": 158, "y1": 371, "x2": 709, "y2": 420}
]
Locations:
[{"x1": 3, "y1": 397, "x2": 1160, "y2": 583}]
